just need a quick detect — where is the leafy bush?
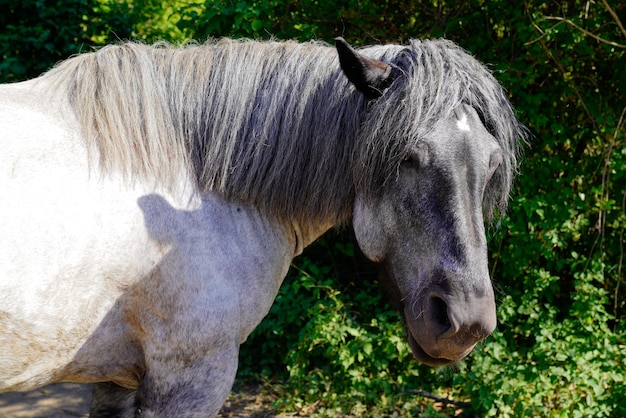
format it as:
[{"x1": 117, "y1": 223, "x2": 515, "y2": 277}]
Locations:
[{"x1": 0, "y1": 0, "x2": 92, "y2": 81}]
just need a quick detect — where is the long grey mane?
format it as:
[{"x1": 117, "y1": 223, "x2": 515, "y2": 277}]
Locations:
[{"x1": 42, "y1": 38, "x2": 524, "y2": 225}]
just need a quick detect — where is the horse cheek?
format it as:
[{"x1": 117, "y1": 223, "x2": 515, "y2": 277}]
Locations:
[{"x1": 352, "y1": 195, "x2": 388, "y2": 263}]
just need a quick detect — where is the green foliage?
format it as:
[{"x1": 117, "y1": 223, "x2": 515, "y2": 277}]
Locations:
[
  {"x1": 0, "y1": 0, "x2": 191, "y2": 82},
  {"x1": 87, "y1": 0, "x2": 191, "y2": 44},
  {"x1": 1, "y1": 0, "x2": 625, "y2": 416},
  {"x1": 0, "y1": 0, "x2": 92, "y2": 81},
  {"x1": 176, "y1": 0, "x2": 423, "y2": 43}
]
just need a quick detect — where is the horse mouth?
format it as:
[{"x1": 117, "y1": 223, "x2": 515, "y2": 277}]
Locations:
[
  {"x1": 405, "y1": 316, "x2": 480, "y2": 367},
  {"x1": 406, "y1": 332, "x2": 456, "y2": 367}
]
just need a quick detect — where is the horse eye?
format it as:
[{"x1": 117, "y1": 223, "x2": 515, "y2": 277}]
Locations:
[
  {"x1": 402, "y1": 143, "x2": 429, "y2": 170},
  {"x1": 401, "y1": 154, "x2": 420, "y2": 169}
]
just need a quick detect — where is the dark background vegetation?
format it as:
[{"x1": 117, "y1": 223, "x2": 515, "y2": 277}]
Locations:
[{"x1": 1, "y1": 0, "x2": 624, "y2": 416}]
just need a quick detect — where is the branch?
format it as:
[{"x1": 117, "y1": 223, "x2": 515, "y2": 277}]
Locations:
[
  {"x1": 611, "y1": 106, "x2": 626, "y2": 326},
  {"x1": 544, "y1": 16, "x2": 626, "y2": 48},
  {"x1": 404, "y1": 388, "x2": 472, "y2": 409},
  {"x1": 601, "y1": 0, "x2": 626, "y2": 39},
  {"x1": 524, "y1": 20, "x2": 565, "y2": 46},
  {"x1": 525, "y1": 8, "x2": 599, "y2": 134}
]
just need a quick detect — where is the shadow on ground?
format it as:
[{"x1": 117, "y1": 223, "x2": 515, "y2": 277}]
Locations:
[
  {"x1": 0, "y1": 383, "x2": 279, "y2": 417},
  {"x1": 0, "y1": 383, "x2": 90, "y2": 418}
]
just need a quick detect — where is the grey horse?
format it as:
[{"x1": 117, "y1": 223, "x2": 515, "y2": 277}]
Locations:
[{"x1": 0, "y1": 37, "x2": 525, "y2": 416}]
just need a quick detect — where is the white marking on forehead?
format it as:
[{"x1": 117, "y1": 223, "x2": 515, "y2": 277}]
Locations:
[{"x1": 456, "y1": 113, "x2": 471, "y2": 132}]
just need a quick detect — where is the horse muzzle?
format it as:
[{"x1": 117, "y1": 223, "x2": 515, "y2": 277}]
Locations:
[{"x1": 405, "y1": 286, "x2": 497, "y2": 366}]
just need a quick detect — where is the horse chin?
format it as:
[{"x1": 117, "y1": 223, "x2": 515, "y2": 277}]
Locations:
[{"x1": 406, "y1": 332, "x2": 456, "y2": 367}]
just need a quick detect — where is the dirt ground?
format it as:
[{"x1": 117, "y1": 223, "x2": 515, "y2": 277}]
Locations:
[
  {"x1": 0, "y1": 383, "x2": 278, "y2": 418},
  {"x1": 0, "y1": 384, "x2": 90, "y2": 418}
]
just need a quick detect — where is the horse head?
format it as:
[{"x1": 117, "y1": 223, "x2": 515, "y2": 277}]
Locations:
[
  {"x1": 353, "y1": 105, "x2": 501, "y2": 365},
  {"x1": 337, "y1": 38, "x2": 511, "y2": 366}
]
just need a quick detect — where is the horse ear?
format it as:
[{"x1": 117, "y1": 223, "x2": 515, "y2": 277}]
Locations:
[{"x1": 335, "y1": 37, "x2": 394, "y2": 100}]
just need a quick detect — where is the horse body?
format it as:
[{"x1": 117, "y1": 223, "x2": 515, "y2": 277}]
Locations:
[
  {"x1": 1, "y1": 80, "x2": 139, "y2": 390},
  {"x1": 0, "y1": 38, "x2": 525, "y2": 416},
  {"x1": 0, "y1": 80, "x2": 317, "y2": 413}
]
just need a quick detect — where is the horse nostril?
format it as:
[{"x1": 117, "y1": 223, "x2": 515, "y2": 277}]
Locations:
[
  {"x1": 415, "y1": 289, "x2": 497, "y2": 361},
  {"x1": 429, "y1": 294, "x2": 452, "y2": 334},
  {"x1": 426, "y1": 291, "x2": 497, "y2": 342}
]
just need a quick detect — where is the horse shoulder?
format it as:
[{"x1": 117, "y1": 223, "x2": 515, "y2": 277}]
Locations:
[{"x1": 135, "y1": 193, "x2": 296, "y2": 343}]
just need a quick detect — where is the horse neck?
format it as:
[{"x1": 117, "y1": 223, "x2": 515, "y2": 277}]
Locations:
[
  {"x1": 176, "y1": 41, "x2": 364, "y2": 228},
  {"x1": 291, "y1": 218, "x2": 336, "y2": 256}
]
